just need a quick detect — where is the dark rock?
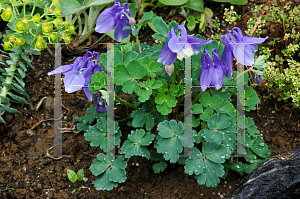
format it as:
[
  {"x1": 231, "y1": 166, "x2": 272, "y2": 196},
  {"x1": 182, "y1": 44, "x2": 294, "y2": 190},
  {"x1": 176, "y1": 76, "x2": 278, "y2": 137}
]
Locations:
[{"x1": 226, "y1": 145, "x2": 300, "y2": 199}]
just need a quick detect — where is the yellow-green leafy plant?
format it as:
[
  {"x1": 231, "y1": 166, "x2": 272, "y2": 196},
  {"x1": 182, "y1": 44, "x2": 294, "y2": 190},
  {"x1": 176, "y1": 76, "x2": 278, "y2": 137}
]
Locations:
[{"x1": 244, "y1": 1, "x2": 300, "y2": 108}]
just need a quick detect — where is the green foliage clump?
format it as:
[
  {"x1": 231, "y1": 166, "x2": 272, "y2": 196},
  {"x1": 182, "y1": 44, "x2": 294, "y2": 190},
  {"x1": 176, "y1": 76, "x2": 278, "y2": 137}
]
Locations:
[
  {"x1": 265, "y1": 59, "x2": 300, "y2": 107},
  {"x1": 244, "y1": 1, "x2": 300, "y2": 108}
]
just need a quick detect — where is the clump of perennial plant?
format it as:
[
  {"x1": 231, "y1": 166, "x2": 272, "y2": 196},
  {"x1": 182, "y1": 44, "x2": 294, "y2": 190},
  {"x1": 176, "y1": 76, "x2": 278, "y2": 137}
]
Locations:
[{"x1": 49, "y1": 1, "x2": 272, "y2": 191}]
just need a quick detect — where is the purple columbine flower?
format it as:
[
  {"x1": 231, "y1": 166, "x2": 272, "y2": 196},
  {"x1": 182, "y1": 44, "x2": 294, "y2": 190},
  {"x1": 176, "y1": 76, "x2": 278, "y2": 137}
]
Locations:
[
  {"x1": 251, "y1": 71, "x2": 264, "y2": 84},
  {"x1": 200, "y1": 49, "x2": 226, "y2": 91},
  {"x1": 158, "y1": 25, "x2": 212, "y2": 67},
  {"x1": 222, "y1": 27, "x2": 268, "y2": 67},
  {"x1": 95, "y1": 92, "x2": 107, "y2": 113},
  {"x1": 47, "y1": 51, "x2": 103, "y2": 101},
  {"x1": 95, "y1": 0, "x2": 133, "y2": 42}
]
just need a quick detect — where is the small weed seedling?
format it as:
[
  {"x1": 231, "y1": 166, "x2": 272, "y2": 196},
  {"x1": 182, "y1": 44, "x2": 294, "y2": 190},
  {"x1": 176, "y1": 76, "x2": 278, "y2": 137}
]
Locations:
[{"x1": 67, "y1": 169, "x2": 89, "y2": 194}]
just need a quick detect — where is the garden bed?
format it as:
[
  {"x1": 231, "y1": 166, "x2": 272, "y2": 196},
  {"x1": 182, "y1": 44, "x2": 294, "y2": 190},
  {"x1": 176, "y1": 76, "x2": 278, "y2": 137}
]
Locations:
[{"x1": 1, "y1": 0, "x2": 300, "y2": 198}]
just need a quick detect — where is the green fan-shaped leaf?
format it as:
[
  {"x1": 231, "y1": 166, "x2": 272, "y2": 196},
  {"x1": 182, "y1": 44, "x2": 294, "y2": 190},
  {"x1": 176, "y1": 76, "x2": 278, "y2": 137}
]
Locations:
[
  {"x1": 194, "y1": 160, "x2": 225, "y2": 188},
  {"x1": 202, "y1": 142, "x2": 230, "y2": 163},
  {"x1": 153, "y1": 161, "x2": 167, "y2": 173},
  {"x1": 156, "y1": 120, "x2": 193, "y2": 163},
  {"x1": 200, "y1": 107, "x2": 213, "y2": 121},
  {"x1": 216, "y1": 101, "x2": 236, "y2": 117},
  {"x1": 120, "y1": 129, "x2": 154, "y2": 159},
  {"x1": 207, "y1": 113, "x2": 231, "y2": 130},
  {"x1": 192, "y1": 104, "x2": 203, "y2": 114},
  {"x1": 91, "y1": 155, "x2": 127, "y2": 191},
  {"x1": 250, "y1": 136, "x2": 271, "y2": 159},
  {"x1": 184, "y1": 147, "x2": 204, "y2": 175}
]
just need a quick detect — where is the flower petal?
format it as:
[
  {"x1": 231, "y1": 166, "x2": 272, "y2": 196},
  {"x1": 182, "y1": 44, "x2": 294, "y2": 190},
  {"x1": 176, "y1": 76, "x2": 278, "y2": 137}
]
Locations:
[
  {"x1": 114, "y1": 16, "x2": 131, "y2": 42},
  {"x1": 187, "y1": 36, "x2": 212, "y2": 53},
  {"x1": 221, "y1": 47, "x2": 233, "y2": 79},
  {"x1": 211, "y1": 65, "x2": 224, "y2": 90},
  {"x1": 242, "y1": 36, "x2": 269, "y2": 44},
  {"x1": 200, "y1": 51, "x2": 213, "y2": 91},
  {"x1": 157, "y1": 43, "x2": 177, "y2": 66},
  {"x1": 95, "y1": 7, "x2": 116, "y2": 33},
  {"x1": 83, "y1": 87, "x2": 94, "y2": 101},
  {"x1": 64, "y1": 70, "x2": 85, "y2": 93},
  {"x1": 168, "y1": 25, "x2": 187, "y2": 53},
  {"x1": 48, "y1": 64, "x2": 73, "y2": 76},
  {"x1": 232, "y1": 44, "x2": 255, "y2": 66},
  {"x1": 168, "y1": 36, "x2": 184, "y2": 53},
  {"x1": 212, "y1": 48, "x2": 228, "y2": 78},
  {"x1": 200, "y1": 66, "x2": 213, "y2": 91},
  {"x1": 232, "y1": 27, "x2": 243, "y2": 41}
]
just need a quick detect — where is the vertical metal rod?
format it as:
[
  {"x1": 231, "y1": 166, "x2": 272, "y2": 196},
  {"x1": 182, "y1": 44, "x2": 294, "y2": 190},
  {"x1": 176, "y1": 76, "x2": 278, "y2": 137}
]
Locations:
[
  {"x1": 236, "y1": 45, "x2": 246, "y2": 156},
  {"x1": 184, "y1": 57, "x2": 192, "y2": 156},
  {"x1": 54, "y1": 43, "x2": 62, "y2": 157},
  {"x1": 107, "y1": 43, "x2": 115, "y2": 156}
]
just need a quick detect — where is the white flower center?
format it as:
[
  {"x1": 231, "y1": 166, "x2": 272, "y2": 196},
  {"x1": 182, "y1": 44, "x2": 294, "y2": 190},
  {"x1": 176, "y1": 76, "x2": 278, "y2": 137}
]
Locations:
[{"x1": 176, "y1": 43, "x2": 194, "y2": 60}]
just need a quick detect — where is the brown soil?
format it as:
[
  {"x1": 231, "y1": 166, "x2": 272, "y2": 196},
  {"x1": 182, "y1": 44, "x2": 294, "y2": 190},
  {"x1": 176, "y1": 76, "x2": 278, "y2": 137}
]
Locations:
[{"x1": 1, "y1": 1, "x2": 300, "y2": 198}]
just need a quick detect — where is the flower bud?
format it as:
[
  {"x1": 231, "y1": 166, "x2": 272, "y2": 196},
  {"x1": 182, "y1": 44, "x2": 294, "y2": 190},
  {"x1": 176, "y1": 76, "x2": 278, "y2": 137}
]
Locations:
[
  {"x1": 37, "y1": 35, "x2": 43, "y2": 41},
  {"x1": 21, "y1": 18, "x2": 28, "y2": 23},
  {"x1": 54, "y1": 17, "x2": 63, "y2": 27},
  {"x1": 49, "y1": 33, "x2": 57, "y2": 41},
  {"x1": 63, "y1": 35, "x2": 72, "y2": 43},
  {"x1": 63, "y1": 20, "x2": 69, "y2": 27},
  {"x1": 4, "y1": 42, "x2": 13, "y2": 50},
  {"x1": 15, "y1": 21, "x2": 28, "y2": 33},
  {"x1": 8, "y1": 36, "x2": 15, "y2": 42},
  {"x1": 1, "y1": 8, "x2": 13, "y2": 22},
  {"x1": 95, "y1": 93, "x2": 107, "y2": 113},
  {"x1": 68, "y1": 24, "x2": 75, "y2": 33},
  {"x1": 35, "y1": 40, "x2": 46, "y2": 51},
  {"x1": 14, "y1": 38, "x2": 25, "y2": 47},
  {"x1": 165, "y1": 64, "x2": 174, "y2": 77},
  {"x1": 129, "y1": 17, "x2": 136, "y2": 25},
  {"x1": 251, "y1": 71, "x2": 264, "y2": 84},
  {"x1": 54, "y1": 7, "x2": 61, "y2": 16},
  {"x1": 33, "y1": 13, "x2": 41, "y2": 24},
  {"x1": 42, "y1": 22, "x2": 53, "y2": 33},
  {"x1": 47, "y1": 7, "x2": 53, "y2": 13}
]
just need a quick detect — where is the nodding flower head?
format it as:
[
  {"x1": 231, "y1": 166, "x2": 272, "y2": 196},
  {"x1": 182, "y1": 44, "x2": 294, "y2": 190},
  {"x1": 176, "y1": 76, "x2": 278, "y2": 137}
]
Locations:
[
  {"x1": 95, "y1": 1, "x2": 133, "y2": 42},
  {"x1": 47, "y1": 51, "x2": 103, "y2": 101},
  {"x1": 95, "y1": 92, "x2": 108, "y2": 113},
  {"x1": 222, "y1": 27, "x2": 268, "y2": 67},
  {"x1": 157, "y1": 25, "x2": 212, "y2": 66}
]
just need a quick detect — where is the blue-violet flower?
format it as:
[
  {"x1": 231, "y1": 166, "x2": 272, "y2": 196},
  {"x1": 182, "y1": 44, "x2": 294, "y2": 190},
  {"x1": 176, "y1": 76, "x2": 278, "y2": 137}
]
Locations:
[
  {"x1": 158, "y1": 25, "x2": 212, "y2": 67},
  {"x1": 200, "y1": 49, "x2": 226, "y2": 91},
  {"x1": 251, "y1": 71, "x2": 264, "y2": 84},
  {"x1": 222, "y1": 27, "x2": 268, "y2": 67},
  {"x1": 47, "y1": 51, "x2": 103, "y2": 101},
  {"x1": 95, "y1": 92, "x2": 107, "y2": 113},
  {"x1": 95, "y1": 0, "x2": 133, "y2": 42}
]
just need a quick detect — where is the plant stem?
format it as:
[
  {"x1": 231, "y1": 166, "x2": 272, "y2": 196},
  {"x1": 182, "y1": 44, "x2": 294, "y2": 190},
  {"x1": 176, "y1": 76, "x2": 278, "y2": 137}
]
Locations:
[
  {"x1": 232, "y1": 67, "x2": 253, "y2": 82},
  {"x1": 77, "y1": 28, "x2": 95, "y2": 47},
  {"x1": 31, "y1": 3, "x2": 36, "y2": 16},
  {"x1": 136, "y1": 31, "x2": 142, "y2": 53},
  {"x1": 115, "y1": 95, "x2": 138, "y2": 110},
  {"x1": 192, "y1": 90, "x2": 203, "y2": 105},
  {"x1": 172, "y1": 65, "x2": 176, "y2": 85},
  {"x1": 177, "y1": 90, "x2": 203, "y2": 121},
  {"x1": 23, "y1": 4, "x2": 25, "y2": 18},
  {"x1": 81, "y1": 10, "x2": 89, "y2": 37}
]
